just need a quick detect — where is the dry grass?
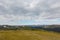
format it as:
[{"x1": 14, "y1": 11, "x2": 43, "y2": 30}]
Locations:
[{"x1": 0, "y1": 30, "x2": 60, "y2": 40}]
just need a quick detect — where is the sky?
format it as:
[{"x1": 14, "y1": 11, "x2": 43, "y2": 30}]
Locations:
[{"x1": 0, "y1": 0, "x2": 60, "y2": 25}]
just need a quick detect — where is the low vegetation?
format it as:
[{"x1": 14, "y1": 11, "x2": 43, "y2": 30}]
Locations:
[{"x1": 0, "y1": 30, "x2": 60, "y2": 40}]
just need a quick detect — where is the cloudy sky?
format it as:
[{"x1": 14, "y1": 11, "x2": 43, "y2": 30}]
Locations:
[{"x1": 0, "y1": 0, "x2": 60, "y2": 25}]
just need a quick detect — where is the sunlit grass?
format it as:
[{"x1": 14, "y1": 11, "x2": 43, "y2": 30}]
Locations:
[{"x1": 0, "y1": 30, "x2": 60, "y2": 40}]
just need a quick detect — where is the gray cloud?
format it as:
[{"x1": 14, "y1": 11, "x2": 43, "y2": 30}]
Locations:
[{"x1": 0, "y1": 0, "x2": 60, "y2": 25}]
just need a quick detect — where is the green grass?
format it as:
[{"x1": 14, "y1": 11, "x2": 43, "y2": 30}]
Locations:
[{"x1": 0, "y1": 30, "x2": 60, "y2": 40}]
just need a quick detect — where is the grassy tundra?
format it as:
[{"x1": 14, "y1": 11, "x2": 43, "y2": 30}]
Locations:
[{"x1": 0, "y1": 30, "x2": 60, "y2": 40}]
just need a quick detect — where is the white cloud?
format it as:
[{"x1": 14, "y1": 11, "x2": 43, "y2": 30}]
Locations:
[{"x1": 50, "y1": 2, "x2": 60, "y2": 8}]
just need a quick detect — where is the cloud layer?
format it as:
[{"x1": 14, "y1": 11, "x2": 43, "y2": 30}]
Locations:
[{"x1": 0, "y1": 0, "x2": 60, "y2": 25}]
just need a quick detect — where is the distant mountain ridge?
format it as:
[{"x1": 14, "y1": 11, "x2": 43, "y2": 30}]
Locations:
[{"x1": 0, "y1": 25, "x2": 60, "y2": 32}]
